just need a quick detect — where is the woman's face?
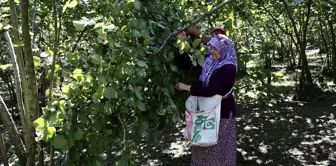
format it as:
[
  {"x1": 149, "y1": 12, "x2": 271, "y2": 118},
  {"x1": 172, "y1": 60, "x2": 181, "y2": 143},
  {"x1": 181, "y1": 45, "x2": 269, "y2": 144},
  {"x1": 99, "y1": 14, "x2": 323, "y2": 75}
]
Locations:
[{"x1": 210, "y1": 45, "x2": 221, "y2": 60}]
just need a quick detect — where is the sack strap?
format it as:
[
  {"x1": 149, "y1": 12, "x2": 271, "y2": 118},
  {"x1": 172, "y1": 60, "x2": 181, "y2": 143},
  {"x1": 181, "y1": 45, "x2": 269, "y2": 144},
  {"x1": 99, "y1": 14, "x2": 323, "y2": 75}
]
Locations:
[{"x1": 222, "y1": 87, "x2": 234, "y2": 99}]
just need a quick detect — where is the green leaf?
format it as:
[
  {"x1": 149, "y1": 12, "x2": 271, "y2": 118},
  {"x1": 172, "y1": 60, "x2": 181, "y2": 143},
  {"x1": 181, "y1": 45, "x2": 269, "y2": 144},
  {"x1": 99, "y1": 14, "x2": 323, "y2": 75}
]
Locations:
[
  {"x1": 136, "y1": 60, "x2": 147, "y2": 67},
  {"x1": 48, "y1": 48, "x2": 54, "y2": 56},
  {"x1": 134, "y1": 87, "x2": 143, "y2": 100},
  {"x1": 168, "y1": 98, "x2": 177, "y2": 110},
  {"x1": 46, "y1": 127, "x2": 56, "y2": 141},
  {"x1": 91, "y1": 55, "x2": 103, "y2": 65},
  {"x1": 207, "y1": 5, "x2": 213, "y2": 11},
  {"x1": 116, "y1": 152, "x2": 129, "y2": 166},
  {"x1": 68, "y1": 0, "x2": 78, "y2": 8},
  {"x1": 273, "y1": 72, "x2": 284, "y2": 77},
  {"x1": 0, "y1": 64, "x2": 12, "y2": 70},
  {"x1": 104, "y1": 86, "x2": 116, "y2": 99},
  {"x1": 34, "y1": 117, "x2": 49, "y2": 131},
  {"x1": 140, "y1": 116, "x2": 149, "y2": 130},
  {"x1": 156, "y1": 23, "x2": 166, "y2": 29},
  {"x1": 168, "y1": 52, "x2": 174, "y2": 60},
  {"x1": 13, "y1": 40, "x2": 24, "y2": 47},
  {"x1": 73, "y1": 19, "x2": 95, "y2": 31},
  {"x1": 192, "y1": 60, "x2": 197, "y2": 66},
  {"x1": 134, "y1": 0, "x2": 141, "y2": 10},
  {"x1": 180, "y1": 41, "x2": 185, "y2": 51},
  {"x1": 62, "y1": 83, "x2": 72, "y2": 94},
  {"x1": 157, "y1": 104, "x2": 166, "y2": 115},
  {"x1": 194, "y1": 50, "x2": 202, "y2": 58},
  {"x1": 176, "y1": 39, "x2": 182, "y2": 44},
  {"x1": 197, "y1": 56, "x2": 205, "y2": 67},
  {"x1": 52, "y1": 135, "x2": 67, "y2": 149},
  {"x1": 144, "y1": 38, "x2": 151, "y2": 46},
  {"x1": 114, "y1": 42, "x2": 121, "y2": 48},
  {"x1": 73, "y1": 21, "x2": 85, "y2": 31},
  {"x1": 104, "y1": 103, "x2": 113, "y2": 115},
  {"x1": 93, "y1": 85, "x2": 105, "y2": 100},
  {"x1": 72, "y1": 69, "x2": 83, "y2": 81},
  {"x1": 200, "y1": 46, "x2": 206, "y2": 54},
  {"x1": 74, "y1": 129, "x2": 84, "y2": 140},
  {"x1": 133, "y1": 30, "x2": 141, "y2": 38},
  {"x1": 137, "y1": 101, "x2": 145, "y2": 111},
  {"x1": 141, "y1": 29, "x2": 149, "y2": 38},
  {"x1": 192, "y1": 39, "x2": 202, "y2": 47},
  {"x1": 33, "y1": 56, "x2": 41, "y2": 68}
]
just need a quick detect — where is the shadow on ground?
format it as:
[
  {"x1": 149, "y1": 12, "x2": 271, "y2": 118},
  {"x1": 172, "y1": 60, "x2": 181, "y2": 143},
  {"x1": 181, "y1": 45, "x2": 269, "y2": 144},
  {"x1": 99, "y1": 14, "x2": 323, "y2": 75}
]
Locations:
[
  {"x1": 106, "y1": 86, "x2": 336, "y2": 166},
  {"x1": 236, "y1": 88, "x2": 336, "y2": 166}
]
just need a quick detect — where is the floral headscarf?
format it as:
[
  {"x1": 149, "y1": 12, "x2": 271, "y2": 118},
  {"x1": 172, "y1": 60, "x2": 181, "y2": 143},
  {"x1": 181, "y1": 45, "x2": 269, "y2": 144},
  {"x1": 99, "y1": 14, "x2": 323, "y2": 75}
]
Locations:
[{"x1": 200, "y1": 34, "x2": 238, "y2": 87}]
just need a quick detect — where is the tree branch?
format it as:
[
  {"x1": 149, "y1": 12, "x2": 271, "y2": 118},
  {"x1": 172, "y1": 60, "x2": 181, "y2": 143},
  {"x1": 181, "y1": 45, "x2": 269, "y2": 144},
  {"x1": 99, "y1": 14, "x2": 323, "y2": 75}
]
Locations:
[
  {"x1": 281, "y1": 0, "x2": 301, "y2": 45},
  {"x1": 4, "y1": 29, "x2": 26, "y2": 133},
  {"x1": 153, "y1": 0, "x2": 234, "y2": 55},
  {"x1": 71, "y1": 26, "x2": 88, "y2": 53},
  {"x1": 262, "y1": 4, "x2": 290, "y2": 36},
  {"x1": 31, "y1": 0, "x2": 38, "y2": 46}
]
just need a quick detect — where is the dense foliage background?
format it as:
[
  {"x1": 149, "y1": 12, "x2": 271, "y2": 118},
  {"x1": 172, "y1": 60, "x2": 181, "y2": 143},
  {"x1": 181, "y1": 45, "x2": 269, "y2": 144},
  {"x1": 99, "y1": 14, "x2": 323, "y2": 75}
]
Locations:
[{"x1": 0, "y1": 0, "x2": 336, "y2": 165}]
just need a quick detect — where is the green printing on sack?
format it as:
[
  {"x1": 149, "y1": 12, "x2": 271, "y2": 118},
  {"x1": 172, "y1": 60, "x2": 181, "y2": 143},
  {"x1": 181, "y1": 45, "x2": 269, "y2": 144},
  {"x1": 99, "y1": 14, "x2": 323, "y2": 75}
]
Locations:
[
  {"x1": 203, "y1": 117, "x2": 215, "y2": 130},
  {"x1": 192, "y1": 115, "x2": 216, "y2": 143},
  {"x1": 192, "y1": 116, "x2": 206, "y2": 143}
]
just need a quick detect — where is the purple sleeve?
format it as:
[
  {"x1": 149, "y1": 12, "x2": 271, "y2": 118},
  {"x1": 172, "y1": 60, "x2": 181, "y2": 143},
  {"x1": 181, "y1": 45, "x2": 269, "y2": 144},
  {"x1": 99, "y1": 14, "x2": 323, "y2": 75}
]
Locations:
[{"x1": 190, "y1": 64, "x2": 236, "y2": 97}]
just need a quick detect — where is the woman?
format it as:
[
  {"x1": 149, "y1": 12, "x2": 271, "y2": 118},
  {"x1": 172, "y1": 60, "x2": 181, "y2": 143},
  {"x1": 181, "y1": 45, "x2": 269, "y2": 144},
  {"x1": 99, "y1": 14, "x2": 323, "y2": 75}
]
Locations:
[{"x1": 175, "y1": 34, "x2": 237, "y2": 166}]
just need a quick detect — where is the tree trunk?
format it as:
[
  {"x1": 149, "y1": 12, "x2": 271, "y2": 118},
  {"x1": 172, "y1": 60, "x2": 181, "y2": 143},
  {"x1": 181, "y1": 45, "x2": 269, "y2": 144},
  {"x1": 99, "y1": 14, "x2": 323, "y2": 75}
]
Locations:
[
  {"x1": 300, "y1": 0, "x2": 313, "y2": 85},
  {"x1": 20, "y1": 0, "x2": 39, "y2": 165},
  {"x1": 328, "y1": 19, "x2": 336, "y2": 83},
  {"x1": 0, "y1": 132, "x2": 9, "y2": 166},
  {"x1": 282, "y1": 0, "x2": 313, "y2": 96},
  {"x1": 8, "y1": 0, "x2": 30, "y2": 135},
  {"x1": 318, "y1": 14, "x2": 329, "y2": 55},
  {"x1": 0, "y1": 95, "x2": 26, "y2": 165}
]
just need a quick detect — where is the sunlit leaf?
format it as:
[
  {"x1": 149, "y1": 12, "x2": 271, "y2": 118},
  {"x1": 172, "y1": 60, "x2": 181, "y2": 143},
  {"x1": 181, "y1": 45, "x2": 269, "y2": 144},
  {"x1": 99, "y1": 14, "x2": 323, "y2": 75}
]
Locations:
[
  {"x1": 0, "y1": 64, "x2": 12, "y2": 70},
  {"x1": 46, "y1": 127, "x2": 56, "y2": 141},
  {"x1": 273, "y1": 72, "x2": 284, "y2": 77},
  {"x1": 93, "y1": 85, "x2": 105, "y2": 100},
  {"x1": 62, "y1": 83, "x2": 72, "y2": 94},
  {"x1": 68, "y1": 0, "x2": 78, "y2": 8},
  {"x1": 192, "y1": 39, "x2": 202, "y2": 47},
  {"x1": 34, "y1": 117, "x2": 49, "y2": 131},
  {"x1": 72, "y1": 69, "x2": 83, "y2": 81},
  {"x1": 73, "y1": 18, "x2": 95, "y2": 31},
  {"x1": 13, "y1": 40, "x2": 24, "y2": 47}
]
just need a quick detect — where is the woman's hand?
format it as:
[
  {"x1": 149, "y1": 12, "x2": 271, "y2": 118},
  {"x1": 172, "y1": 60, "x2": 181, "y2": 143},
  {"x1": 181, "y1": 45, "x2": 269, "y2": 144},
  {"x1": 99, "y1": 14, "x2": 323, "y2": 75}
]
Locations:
[
  {"x1": 175, "y1": 82, "x2": 191, "y2": 92},
  {"x1": 187, "y1": 26, "x2": 200, "y2": 37},
  {"x1": 176, "y1": 31, "x2": 186, "y2": 39}
]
